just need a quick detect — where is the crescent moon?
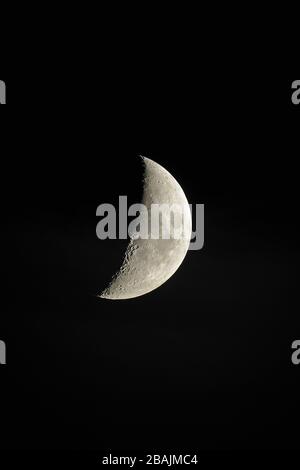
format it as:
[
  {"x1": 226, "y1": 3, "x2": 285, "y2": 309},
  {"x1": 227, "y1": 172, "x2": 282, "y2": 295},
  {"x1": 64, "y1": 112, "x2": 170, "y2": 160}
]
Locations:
[{"x1": 99, "y1": 157, "x2": 192, "y2": 300}]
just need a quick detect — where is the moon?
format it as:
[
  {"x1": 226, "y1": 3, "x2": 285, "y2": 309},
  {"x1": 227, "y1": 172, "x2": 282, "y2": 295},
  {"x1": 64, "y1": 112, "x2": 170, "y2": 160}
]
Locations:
[{"x1": 99, "y1": 156, "x2": 192, "y2": 300}]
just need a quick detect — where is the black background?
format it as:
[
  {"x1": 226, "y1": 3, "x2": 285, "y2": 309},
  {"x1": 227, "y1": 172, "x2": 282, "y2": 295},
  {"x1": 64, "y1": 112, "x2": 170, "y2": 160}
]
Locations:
[{"x1": 0, "y1": 55, "x2": 299, "y2": 459}]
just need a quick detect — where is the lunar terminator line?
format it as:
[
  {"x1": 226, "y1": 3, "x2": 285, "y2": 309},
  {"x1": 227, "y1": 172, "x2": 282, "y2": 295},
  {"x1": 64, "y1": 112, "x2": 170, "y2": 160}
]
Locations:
[{"x1": 99, "y1": 157, "x2": 192, "y2": 300}]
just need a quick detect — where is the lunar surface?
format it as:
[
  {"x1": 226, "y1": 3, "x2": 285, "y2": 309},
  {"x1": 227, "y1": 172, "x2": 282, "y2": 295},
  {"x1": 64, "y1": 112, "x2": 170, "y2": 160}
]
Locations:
[{"x1": 99, "y1": 157, "x2": 192, "y2": 300}]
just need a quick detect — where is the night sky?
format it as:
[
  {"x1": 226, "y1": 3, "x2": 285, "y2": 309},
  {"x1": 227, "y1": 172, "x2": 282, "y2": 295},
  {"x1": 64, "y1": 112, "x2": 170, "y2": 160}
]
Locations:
[{"x1": 1, "y1": 71, "x2": 299, "y2": 454}]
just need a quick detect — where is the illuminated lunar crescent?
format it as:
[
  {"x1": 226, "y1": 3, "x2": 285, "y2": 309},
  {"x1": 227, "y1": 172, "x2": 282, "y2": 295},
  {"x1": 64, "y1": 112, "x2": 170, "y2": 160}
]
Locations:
[{"x1": 99, "y1": 157, "x2": 192, "y2": 300}]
